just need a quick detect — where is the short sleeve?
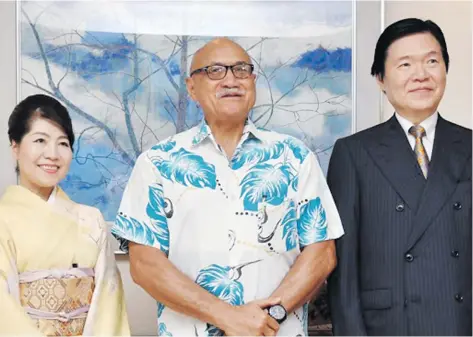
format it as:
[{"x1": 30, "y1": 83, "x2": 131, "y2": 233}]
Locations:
[
  {"x1": 296, "y1": 151, "x2": 344, "y2": 248},
  {"x1": 111, "y1": 152, "x2": 170, "y2": 255}
]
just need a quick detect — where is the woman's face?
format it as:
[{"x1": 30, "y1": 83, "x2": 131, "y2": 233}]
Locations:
[{"x1": 12, "y1": 117, "x2": 72, "y2": 198}]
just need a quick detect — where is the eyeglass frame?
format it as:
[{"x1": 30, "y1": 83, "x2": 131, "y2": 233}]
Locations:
[{"x1": 189, "y1": 62, "x2": 255, "y2": 80}]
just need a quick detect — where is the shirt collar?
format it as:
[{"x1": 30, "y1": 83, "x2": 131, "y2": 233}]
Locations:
[
  {"x1": 191, "y1": 118, "x2": 266, "y2": 147},
  {"x1": 395, "y1": 111, "x2": 438, "y2": 141},
  {"x1": 191, "y1": 119, "x2": 212, "y2": 146}
]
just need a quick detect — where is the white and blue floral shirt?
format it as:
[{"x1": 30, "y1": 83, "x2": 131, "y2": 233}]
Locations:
[{"x1": 112, "y1": 119, "x2": 344, "y2": 336}]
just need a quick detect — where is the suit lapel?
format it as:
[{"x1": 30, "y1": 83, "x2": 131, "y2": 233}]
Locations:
[
  {"x1": 366, "y1": 116, "x2": 426, "y2": 211},
  {"x1": 405, "y1": 116, "x2": 470, "y2": 250}
]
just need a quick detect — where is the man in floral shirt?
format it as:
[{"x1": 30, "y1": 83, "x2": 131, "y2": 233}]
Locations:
[{"x1": 112, "y1": 38, "x2": 344, "y2": 336}]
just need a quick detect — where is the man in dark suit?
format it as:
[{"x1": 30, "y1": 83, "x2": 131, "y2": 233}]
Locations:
[{"x1": 327, "y1": 18, "x2": 472, "y2": 336}]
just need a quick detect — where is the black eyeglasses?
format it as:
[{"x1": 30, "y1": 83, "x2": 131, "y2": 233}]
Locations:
[{"x1": 190, "y1": 63, "x2": 254, "y2": 80}]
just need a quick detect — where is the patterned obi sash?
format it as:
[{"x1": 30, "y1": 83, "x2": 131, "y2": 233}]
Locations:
[{"x1": 19, "y1": 268, "x2": 95, "y2": 336}]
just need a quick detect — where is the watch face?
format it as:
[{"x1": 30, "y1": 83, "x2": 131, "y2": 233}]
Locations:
[{"x1": 268, "y1": 304, "x2": 286, "y2": 321}]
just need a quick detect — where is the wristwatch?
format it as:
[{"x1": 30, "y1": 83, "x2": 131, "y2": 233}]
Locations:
[{"x1": 267, "y1": 304, "x2": 287, "y2": 324}]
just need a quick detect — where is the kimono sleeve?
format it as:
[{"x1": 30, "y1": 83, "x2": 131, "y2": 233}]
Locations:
[
  {"x1": 83, "y1": 209, "x2": 130, "y2": 335},
  {"x1": 296, "y1": 151, "x2": 344, "y2": 249},
  {"x1": 111, "y1": 152, "x2": 170, "y2": 255},
  {"x1": 0, "y1": 223, "x2": 42, "y2": 335}
]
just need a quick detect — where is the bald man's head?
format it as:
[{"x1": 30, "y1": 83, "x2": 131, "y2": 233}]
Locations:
[
  {"x1": 185, "y1": 38, "x2": 256, "y2": 126},
  {"x1": 190, "y1": 38, "x2": 251, "y2": 73}
]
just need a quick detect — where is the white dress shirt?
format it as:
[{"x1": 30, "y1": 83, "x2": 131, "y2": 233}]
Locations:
[{"x1": 395, "y1": 112, "x2": 438, "y2": 160}]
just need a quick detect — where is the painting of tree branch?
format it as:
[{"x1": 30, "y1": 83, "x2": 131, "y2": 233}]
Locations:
[{"x1": 20, "y1": 1, "x2": 352, "y2": 335}]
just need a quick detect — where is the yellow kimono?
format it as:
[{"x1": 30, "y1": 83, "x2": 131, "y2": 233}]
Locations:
[{"x1": 0, "y1": 185, "x2": 129, "y2": 336}]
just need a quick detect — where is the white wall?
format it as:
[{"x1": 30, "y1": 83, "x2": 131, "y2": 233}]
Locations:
[
  {"x1": 115, "y1": 254, "x2": 157, "y2": 336},
  {"x1": 0, "y1": 1, "x2": 18, "y2": 196},
  {"x1": 355, "y1": 0, "x2": 384, "y2": 131},
  {"x1": 383, "y1": 0, "x2": 472, "y2": 128}
]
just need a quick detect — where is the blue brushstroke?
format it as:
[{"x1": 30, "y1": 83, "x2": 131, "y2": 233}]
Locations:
[
  {"x1": 29, "y1": 32, "x2": 135, "y2": 80},
  {"x1": 169, "y1": 60, "x2": 180, "y2": 76},
  {"x1": 59, "y1": 141, "x2": 132, "y2": 220},
  {"x1": 293, "y1": 47, "x2": 351, "y2": 73}
]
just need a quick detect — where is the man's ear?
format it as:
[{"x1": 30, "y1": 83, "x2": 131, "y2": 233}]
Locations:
[
  {"x1": 375, "y1": 74, "x2": 386, "y2": 94},
  {"x1": 186, "y1": 77, "x2": 198, "y2": 101}
]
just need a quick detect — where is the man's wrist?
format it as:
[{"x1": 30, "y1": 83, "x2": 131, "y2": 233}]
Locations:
[{"x1": 208, "y1": 300, "x2": 234, "y2": 331}]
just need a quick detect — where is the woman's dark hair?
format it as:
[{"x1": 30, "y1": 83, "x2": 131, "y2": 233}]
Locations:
[
  {"x1": 8, "y1": 94, "x2": 75, "y2": 149},
  {"x1": 371, "y1": 18, "x2": 449, "y2": 79}
]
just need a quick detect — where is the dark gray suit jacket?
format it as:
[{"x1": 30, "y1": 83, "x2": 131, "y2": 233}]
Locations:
[{"x1": 327, "y1": 115, "x2": 472, "y2": 336}]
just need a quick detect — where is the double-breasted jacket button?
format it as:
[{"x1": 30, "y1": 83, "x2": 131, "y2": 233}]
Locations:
[
  {"x1": 453, "y1": 202, "x2": 462, "y2": 210},
  {"x1": 405, "y1": 253, "x2": 414, "y2": 262},
  {"x1": 396, "y1": 203, "x2": 405, "y2": 212}
]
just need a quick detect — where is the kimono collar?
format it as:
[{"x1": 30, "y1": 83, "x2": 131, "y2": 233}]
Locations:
[
  {"x1": 1, "y1": 185, "x2": 69, "y2": 208},
  {"x1": 47, "y1": 186, "x2": 58, "y2": 204}
]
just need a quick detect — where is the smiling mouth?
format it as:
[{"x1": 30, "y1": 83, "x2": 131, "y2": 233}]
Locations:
[
  {"x1": 38, "y1": 165, "x2": 59, "y2": 173},
  {"x1": 410, "y1": 88, "x2": 433, "y2": 93}
]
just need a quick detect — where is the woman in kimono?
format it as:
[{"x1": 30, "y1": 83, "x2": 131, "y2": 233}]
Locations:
[{"x1": 0, "y1": 94, "x2": 129, "y2": 335}]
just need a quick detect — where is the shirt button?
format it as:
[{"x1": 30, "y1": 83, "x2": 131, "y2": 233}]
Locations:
[
  {"x1": 455, "y1": 293, "x2": 464, "y2": 303},
  {"x1": 453, "y1": 202, "x2": 462, "y2": 210},
  {"x1": 395, "y1": 203, "x2": 405, "y2": 212},
  {"x1": 405, "y1": 253, "x2": 414, "y2": 262},
  {"x1": 451, "y1": 250, "x2": 460, "y2": 258}
]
